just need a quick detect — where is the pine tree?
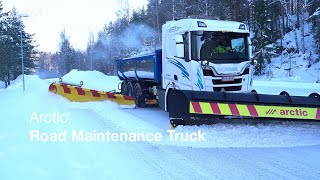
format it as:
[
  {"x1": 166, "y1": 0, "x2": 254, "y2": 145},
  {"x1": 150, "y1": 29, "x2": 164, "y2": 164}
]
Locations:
[
  {"x1": 0, "y1": 1, "x2": 4, "y2": 81},
  {"x1": 0, "y1": 7, "x2": 37, "y2": 86},
  {"x1": 130, "y1": 8, "x2": 148, "y2": 23},
  {"x1": 86, "y1": 32, "x2": 95, "y2": 70},
  {"x1": 58, "y1": 30, "x2": 76, "y2": 74},
  {"x1": 309, "y1": 8, "x2": 320, "y2": 62},
  {"x1": 255, "y1": 50, "x2": 266, "y2": 75},
  {"x1": 251, "y1": 0, "x2": 273, "y2": 75}
]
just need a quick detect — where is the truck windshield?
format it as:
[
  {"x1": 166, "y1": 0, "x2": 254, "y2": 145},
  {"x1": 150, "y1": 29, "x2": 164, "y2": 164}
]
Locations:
[{"x1": 191, "y1": 31, "x2": 249, "y2": 63}]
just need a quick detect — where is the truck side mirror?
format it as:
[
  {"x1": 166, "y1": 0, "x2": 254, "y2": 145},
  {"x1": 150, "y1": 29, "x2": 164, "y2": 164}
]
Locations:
[
  {"x1": 248, "y1": 38, "x2": 253, "y2": 59},
  {"x1": 174, "y1": 35, "x2": 185, "y2": 59},
  {"x1": 248, "y1": 44, "x2": 253, "y2": 59}
]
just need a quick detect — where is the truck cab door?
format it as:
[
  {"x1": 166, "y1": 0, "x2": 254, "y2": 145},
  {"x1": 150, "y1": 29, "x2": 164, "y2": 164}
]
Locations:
[{"x1": 163, "y1": 33, "x2": 192, "y2": 90}]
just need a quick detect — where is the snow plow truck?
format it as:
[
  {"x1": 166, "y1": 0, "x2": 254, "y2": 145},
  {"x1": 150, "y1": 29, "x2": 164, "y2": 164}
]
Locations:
[{"x1": 49, "y1": 18, "x2": 320, "y2": 127}]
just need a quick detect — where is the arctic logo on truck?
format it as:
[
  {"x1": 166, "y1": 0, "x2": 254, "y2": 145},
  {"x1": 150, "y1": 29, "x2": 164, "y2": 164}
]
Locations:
[
  {"x1": 168, "y1": 58, "x2": 190, "y2": 81},
  {"x1": 266, "y1": 108, "x2": 308, "y2": 116},
  {"x1": 169, "y1": 26, "x2": 181, "y2": 32},
  {"x1": 266, "y1": 109, "x2": 276, "y2": 115}
]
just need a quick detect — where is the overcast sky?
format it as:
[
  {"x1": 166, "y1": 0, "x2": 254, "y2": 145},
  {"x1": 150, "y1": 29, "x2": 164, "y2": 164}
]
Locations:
[{"x1": 2, "y1": 0, "x2": 148, "y2": 53}]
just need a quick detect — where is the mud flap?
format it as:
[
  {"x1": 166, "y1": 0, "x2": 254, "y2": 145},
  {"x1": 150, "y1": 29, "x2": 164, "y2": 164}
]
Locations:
[{"x1": 168, "y1": 89, "x2": 320, "y2": 127}]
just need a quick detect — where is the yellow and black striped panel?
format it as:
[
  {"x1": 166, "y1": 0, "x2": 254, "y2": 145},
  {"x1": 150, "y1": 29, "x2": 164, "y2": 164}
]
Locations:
[{"x1": 190, "y1": 101, "x2": 320, "y2": 120}]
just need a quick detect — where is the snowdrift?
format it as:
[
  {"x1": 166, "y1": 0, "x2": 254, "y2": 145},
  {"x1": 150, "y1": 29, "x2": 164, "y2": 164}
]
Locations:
[
  {"x1": 0, "y1": 81, "x2": 4, "y2": 89},
  {"x1": 62, "y1": 69, "x2": 121, "y2": 92}
]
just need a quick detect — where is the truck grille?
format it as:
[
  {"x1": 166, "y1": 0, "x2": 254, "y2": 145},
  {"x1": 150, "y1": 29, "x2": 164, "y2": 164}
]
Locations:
[
  {"x1": 203, "y1": 68, "x2": 250, "y2": 77},
  {"x1": 212, "y1": 78, "x2": 242, "y2": 85},
  {"x1": 213, "y1": 86, "x2": 242, "y2": 92}
]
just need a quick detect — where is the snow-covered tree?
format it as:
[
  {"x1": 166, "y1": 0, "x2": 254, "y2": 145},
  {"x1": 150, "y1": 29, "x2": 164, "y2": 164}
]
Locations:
[{"x1": 58, "y1": 30, "x2": 76, "y2": 74}]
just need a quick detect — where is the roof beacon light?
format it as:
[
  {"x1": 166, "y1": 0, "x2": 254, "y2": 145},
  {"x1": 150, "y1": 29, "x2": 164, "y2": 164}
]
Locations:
[
  {"x1": 239, "y1": 24, "x2": 246, "y2": 30},
  {"x1": 197, "y1": 21, "x2": 207, "y2": 28}
]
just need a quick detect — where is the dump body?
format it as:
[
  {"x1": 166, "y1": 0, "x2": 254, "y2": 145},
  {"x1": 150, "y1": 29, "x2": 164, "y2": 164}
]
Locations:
[{"x1": 117, "y1": 50, "x2": 162, "y2": 84}]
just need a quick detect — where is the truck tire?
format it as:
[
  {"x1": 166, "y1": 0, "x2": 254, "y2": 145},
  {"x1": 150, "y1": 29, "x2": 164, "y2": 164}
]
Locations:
[
  {"x1": 134, "y1": 82, "x2": 145, "y2": 107},
  {"x1": 126, "y1": 82, "x2": 135, "y2": 97},
  {"x1": 121, "y1": 82, "x2": 128, "y2": 96}
]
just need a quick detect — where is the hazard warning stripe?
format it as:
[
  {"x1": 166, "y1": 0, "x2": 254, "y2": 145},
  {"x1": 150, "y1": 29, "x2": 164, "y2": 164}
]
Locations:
[
  {"x1": 219, "y1": 103, "x2": 232, "y2": 115},
  {"x1": 48, "y1": 84, "x2": 57, "y2": 92},
  {"x1": 317, "y1": 108, "x2": 320, "y2": 119},
  {"x1": 201, "y1": 102, "x2": 213, "y2": 114},
  {"x1": 210, "y1": 103, "x2": 221, "y2": 114},
  {"x1": 192, "y1": 102, "x2": 203, "y2": 113},
  {"x1": 90, "y1": 90, "x2": 100, "y2": 97},
  {"x1": 123, "y1": 95, "x2": 134, "y2": 100},
  {"x1": 247, "y1": 105, "x2": 258, "y2": 117},
  {"x1": 236, "y1": 104, "x2": 251, "y2": 116},
  {"x1": 60, "y1": 84, "x2": 71, "y2": 94},
  {"x1": 106, "y1": 92, "x2": 116, "y2": 99},
  {"x1": 75, "y1": 87, "x2": 85, "y2": 96},
  {"x1": 229, "y1": 104, "x2": 240, "y2": 115}
]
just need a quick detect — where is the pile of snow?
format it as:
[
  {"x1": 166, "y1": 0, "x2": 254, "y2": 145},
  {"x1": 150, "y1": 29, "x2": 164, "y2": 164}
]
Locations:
[
  {"x1": 258, "y1": 22, "x2": 320, "y2": 83},
  {"x1": 253, "y1": 80, "x2": 320, "y2": 96},
  {"x1": 61, "y1": 70, "x2": 121, "y2": 92},
  {"x1": 0, "y1": 81, "x2": 4, "y2": 89},
  {"x1": 0, "y1": 75, "x2": 48, "y2": 93},
  {"x1": 128, "y1": 46, "x2": 156, "y2": 58}
]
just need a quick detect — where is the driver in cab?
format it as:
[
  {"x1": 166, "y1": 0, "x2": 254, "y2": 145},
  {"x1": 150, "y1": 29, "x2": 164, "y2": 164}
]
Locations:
[{"x1": 215, "y1": 40, "x2": 231, "y2": 53}]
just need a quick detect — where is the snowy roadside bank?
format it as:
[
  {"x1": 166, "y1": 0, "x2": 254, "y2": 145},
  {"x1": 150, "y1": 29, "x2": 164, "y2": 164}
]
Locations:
[
  {"x1": 0, "y1": 81, "x2": 4, "y2": 89},
  {"x1": 253, "y1": 79, "x2": 320, "y2": 96}
]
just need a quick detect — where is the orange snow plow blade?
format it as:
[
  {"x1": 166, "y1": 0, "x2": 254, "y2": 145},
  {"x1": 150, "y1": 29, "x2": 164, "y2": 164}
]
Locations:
[{"x1": 48, "y1": 82, "x2": 135, "y2": 106}]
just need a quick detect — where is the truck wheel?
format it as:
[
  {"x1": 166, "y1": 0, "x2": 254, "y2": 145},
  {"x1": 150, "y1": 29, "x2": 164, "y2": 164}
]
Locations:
[
  {"x1": 121, "y1": 82, "x2": 128, "y2": 96},
  {"x1": 134, "y1": 82, "x2": 145, "y2": 107},
  {"x1": 126, "y1": 82, "x2": 135, "y2": 97}
]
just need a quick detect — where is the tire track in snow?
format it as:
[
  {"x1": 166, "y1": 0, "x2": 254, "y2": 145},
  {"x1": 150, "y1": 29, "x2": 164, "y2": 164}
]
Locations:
[{"x1": 66, "y1": 101, "x2": 320, "y2": 179}]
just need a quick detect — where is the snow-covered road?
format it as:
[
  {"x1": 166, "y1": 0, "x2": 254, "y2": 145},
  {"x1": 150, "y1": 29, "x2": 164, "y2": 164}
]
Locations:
[{"x1": 1, "y1": 71, "x2": 320, "y2": 179}]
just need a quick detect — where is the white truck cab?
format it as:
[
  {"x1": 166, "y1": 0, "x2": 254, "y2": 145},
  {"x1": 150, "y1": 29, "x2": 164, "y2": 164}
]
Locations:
[{"x1": 162, "y1": 18, "x2": 254, "y2": 93}]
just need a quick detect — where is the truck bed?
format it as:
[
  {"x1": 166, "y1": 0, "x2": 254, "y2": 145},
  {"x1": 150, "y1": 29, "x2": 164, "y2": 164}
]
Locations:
[{"x1": 117, "y1": 50, "x2": 162, "y2": 83}]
